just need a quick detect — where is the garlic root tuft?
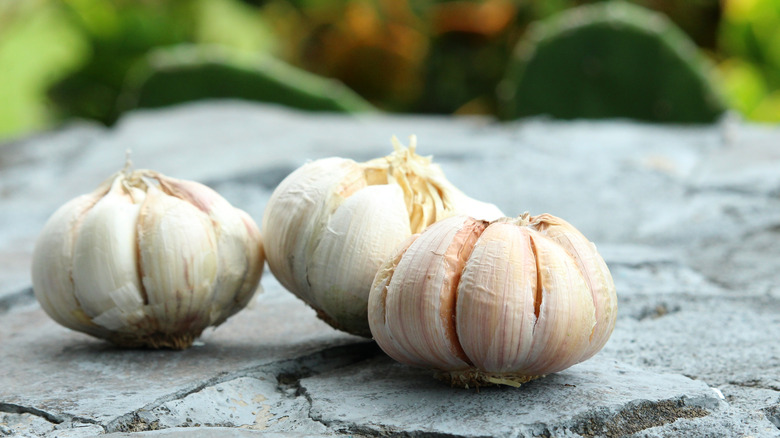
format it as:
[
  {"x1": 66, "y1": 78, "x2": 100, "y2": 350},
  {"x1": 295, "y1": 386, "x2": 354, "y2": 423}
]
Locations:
[{"x1": 434, "y1": 369, "x2": 544, "y2": 389}]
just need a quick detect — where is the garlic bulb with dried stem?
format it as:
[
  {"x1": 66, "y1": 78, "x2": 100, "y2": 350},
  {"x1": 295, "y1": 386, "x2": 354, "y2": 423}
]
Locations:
[
  {"x1": 368, "y1": 213, "x2": 617, "y2": 387},
  {"x1": 31, "y1": 168, "x2": 264, "y2": 349},
  {"x1": 262, "y1": 136, "x2": 503, "y2": 337}
]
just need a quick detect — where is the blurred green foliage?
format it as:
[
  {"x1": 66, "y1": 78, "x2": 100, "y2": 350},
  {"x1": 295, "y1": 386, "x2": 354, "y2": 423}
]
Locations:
[
  {"x1": 499, "y1": 2, "x2": 725, "y2": 122},
  {"x1": 717, "y1": 0, "x2": 780, "y2": 122},
  {"x1": 0, "y1": 0, "x2": 778, "y2": 142},
  {"x1": 124, "y1": 45, "x2": 374, "y2": 112},
  {"x1": 0, "y1": 1, "x2": 87, "y2": 138},
  {"x1": 50, "y1": 0, "x2": 275, "y2": 125}
]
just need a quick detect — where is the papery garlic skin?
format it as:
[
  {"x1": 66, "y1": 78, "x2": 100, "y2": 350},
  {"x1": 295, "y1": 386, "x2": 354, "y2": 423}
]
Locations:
[
  {"x1": 31, "y1": 169, "x2": 264, "y2": 349},
  {"x1": 368, "y1": 214, "x2": 617, "y2": 387},
  {"x1": 262, "y1": 137, "x2": 503, "y2": 337}
]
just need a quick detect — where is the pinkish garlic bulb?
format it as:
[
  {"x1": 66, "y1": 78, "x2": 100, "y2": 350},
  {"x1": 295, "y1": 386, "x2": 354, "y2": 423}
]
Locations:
[{"x1": 368, "y1": 213, "x2": 617, "y2": 387}]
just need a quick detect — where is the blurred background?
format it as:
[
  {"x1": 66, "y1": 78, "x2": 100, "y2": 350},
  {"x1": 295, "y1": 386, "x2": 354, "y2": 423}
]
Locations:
[{"x1": 1, "y1": 0, "x2": 779, "y2": 143}]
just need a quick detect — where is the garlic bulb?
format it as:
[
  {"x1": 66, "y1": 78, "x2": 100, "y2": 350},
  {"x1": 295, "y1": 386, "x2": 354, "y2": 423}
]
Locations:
[
  {"x1": 31, "y1": 169, "x2": 264, "y2": 349},
  {"x1": 368, "y1": 213, "x2": 617, "y2": 387},
  {"x1": 262, "y1": 136, "x2": 503, "y2": 337}
]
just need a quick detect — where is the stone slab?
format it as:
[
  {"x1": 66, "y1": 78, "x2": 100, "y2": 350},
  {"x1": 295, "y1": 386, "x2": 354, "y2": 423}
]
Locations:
[
  {"x1": 2, "y1": 102, "x2": 780, "y2": 437},
  {"x1": 0, "y1": 276, "x2": 364, "y2": 428},
  {"x1": 139, "y1": 375, "x2": 325, "y2": 433},
  {"x1": 102, "y1": 428, "x2": 332, "y2": 438},
  {"x1": 632, "y1": 406, "x2": 780, "y2": 438},
  {"x1": 301, "y1": 354, "x2": 722, "y2": 438}
]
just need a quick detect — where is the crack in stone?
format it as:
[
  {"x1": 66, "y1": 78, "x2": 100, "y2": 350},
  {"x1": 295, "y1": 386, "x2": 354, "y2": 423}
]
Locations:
[
  {"x1": 271, "y1": 352, "x2": 723, "y2": 438},
  {"x1": 276, "y1": 345, "x2": 395, "y2": 437},
  {"x1": 104, "y1": 341, "x2": 382, "y2": 433},
  {"x1": 727, "y1": 379, "x2": 780, "y2": 392},
  {"x1": 299, "y1": 395, "x2": 712, "y2": 438},
  {"x1": 340, "y1": 426, "x2": 494, "y2": 438},
  {"x1": 275, "y1": 350, "x2": 478, "y2": 438},
  {"x1": 299, "y1": 390, "x2": 496, "y2": 438},
  {"x1": 0, "y1": 402, "x2": 104, "y2": 432},
  {"x1": 0, "y1": 403, "x2": 63, "y2": 425},
  {"x1": 763, "y1": 405, "x2": 780, "y2": 430}
]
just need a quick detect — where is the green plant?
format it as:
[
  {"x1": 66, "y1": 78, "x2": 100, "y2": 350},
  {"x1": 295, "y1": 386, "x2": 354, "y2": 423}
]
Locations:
[
  {"x1": 717, "y1": 0, "x2": 780, "y2": 122},
  {"x1": 121, "y1": 45, "x2": 375, "y2": 113},
  {"x1": 499, "y1": 1, "x2": 726, "y2": 123}
]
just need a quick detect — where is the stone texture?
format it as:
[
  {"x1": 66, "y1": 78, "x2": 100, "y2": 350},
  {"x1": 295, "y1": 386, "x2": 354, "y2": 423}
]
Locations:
[
  {"x1": 0, "y1": 411, "x2": 104, "y2": 438},
  {"x1": 102, "y1": 429, "x2": 332, "y2": 437},
  {"x1": 301, "y1": 354, "x2": 722, "y2": 437},
  {"x1": 0, "y1": 276, "x2": 365, "y2": 428},
  {"x1": 141, "y1": 376, "x2": 305, "y2": 431},
  {"x1": 2, "y1": 102, "x2": 780, "y2": 437}
]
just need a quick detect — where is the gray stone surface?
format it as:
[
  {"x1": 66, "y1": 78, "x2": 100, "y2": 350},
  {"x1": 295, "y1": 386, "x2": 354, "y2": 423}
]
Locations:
[
  {"x1": 2, "y1": 102, "x2": 780, "y2": 437},
  {"x1": 301, "y1": 355, "x2": 724, "y2": 437},
  {"x1": 102, "y1": 428, "x2": 330, "y2": 437},
  {"x1": 0, "y1": 278, "x2": 364, "y2": 429}
]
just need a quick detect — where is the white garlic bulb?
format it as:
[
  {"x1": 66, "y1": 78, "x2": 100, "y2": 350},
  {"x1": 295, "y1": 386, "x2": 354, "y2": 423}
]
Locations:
[
  {"x1": 31, "y1": 169, "x2": 264, "y2": 349},
  {"x1": 262, "y1": 137, "x2": 503, "y2": 337},
  {"x1": 368, "y1": 213, "x2": 617, "y2": 387}
]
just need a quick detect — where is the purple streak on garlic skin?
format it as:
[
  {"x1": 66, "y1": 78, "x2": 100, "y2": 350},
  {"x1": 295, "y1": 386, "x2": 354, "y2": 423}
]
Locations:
[
  {"x1": 155, "y1": 175, "x2": 265, "y2": 326},
  {"x1": 136, "y1": 183, "x2": 219, "y2": 335}
]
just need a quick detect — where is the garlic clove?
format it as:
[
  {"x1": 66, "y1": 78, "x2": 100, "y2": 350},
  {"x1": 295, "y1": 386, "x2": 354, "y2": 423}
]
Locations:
[
  {"x1": 380, "y1": 216, "x2": 487, "y2": 370},
  {"x1": 455, "y1": 223, "x2": 539, "y2": 375},
  {"x1": 71, "y1": 176, "x2": 146, "y2": 331},
  {"x1": 31, "y1": 191, "x2": 109, "y2": 337},
  {"x1": 367, "y1": 233, "x2": 420, "y2": 365},
  {"x1": 520, "y1": 232, "x2": 596, "y2": 376},
  {"x1": 529, "y1": 214, "x2": 617, "y2": 361},
  {"x1": 308, "y1": 184, "x2": 411, "y2": 336},
  {"x1": 156, "y1": 175, "x2": 264, "y2": 326},
  {"x1": 223, "y1": 209, "x2": 265, "y2": 324},
  {"x1": 262, "y1": 157, "x2": 366, "y2": 306},
  {"x1": 137, "y1": 183, "x2": 219, "y2": 338}
]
